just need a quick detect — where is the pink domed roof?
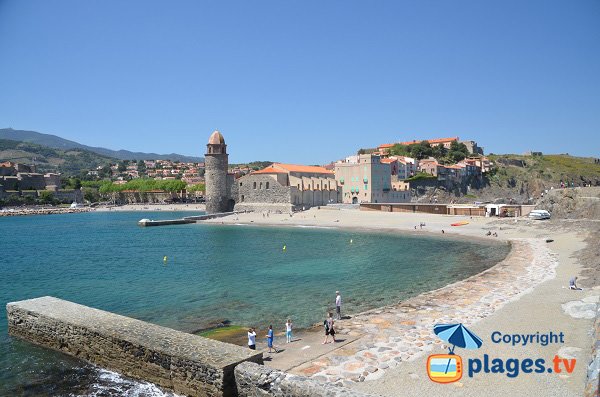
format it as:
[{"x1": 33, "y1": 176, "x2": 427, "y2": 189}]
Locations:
[{"x1": 208, "y1": 130, "x2": 225, "y2": 145}]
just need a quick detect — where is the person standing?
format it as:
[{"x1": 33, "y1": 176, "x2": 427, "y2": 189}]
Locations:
[
  {"x1": 335, "y1": 291, "x2": 342, "y2": 320},
  {"x1": 285, "y1": 319, "x2": 293, "y2": 343},
  {"x1": 247, "y1": 328, "x2": 256, "y2": 350},
  {"x1": 266, "y1": 325, "x2": 278, "y2": 353}
]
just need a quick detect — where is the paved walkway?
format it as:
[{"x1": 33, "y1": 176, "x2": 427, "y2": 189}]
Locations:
[{"x1": 264, "y1": 329, "x2": 362, "y2": 372}]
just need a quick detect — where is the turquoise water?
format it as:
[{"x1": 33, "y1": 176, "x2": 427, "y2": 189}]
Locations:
[{"x1": 0, "y1": 211, "x2": 509, "y2": 395}]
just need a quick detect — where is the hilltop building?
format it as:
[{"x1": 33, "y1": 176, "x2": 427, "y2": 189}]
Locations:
[
  {"x1": 334, "y1": 154, "x2": 411, "y2": 204},
  {"x1": 236, "y1": 163, "x2": 341, "y2": 212},
  {"x1": 378, "y1": 137, "x2": 483, "y2": 155}
]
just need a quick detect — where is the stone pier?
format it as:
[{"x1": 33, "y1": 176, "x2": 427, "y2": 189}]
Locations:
[{"x1": 6, "y1": 296, "x2": 263, "y2": 397}]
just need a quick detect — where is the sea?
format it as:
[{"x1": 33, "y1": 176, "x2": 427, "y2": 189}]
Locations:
[{"x1": 0, "y1": 211, "x2": 510, "y2": 396}]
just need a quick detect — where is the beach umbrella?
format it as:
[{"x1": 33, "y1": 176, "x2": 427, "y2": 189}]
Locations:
[{"x1": 434, "y1": 323, "x2": 482, "y2": 353}]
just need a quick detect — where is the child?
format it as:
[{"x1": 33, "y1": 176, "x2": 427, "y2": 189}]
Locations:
[
  {"x1": 286, "y1": 319, "x2": 293, "y2": 343},
  {"x1": 266, "y1": 325, "x2": 278, "y2": 353}
]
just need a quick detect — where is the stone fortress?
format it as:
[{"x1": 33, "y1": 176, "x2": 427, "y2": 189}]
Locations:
[{"x1": 204, "y1": 131, "x2": 341, "y2": 214}]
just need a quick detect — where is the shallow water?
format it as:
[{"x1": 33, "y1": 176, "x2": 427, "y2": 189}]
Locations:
[{"x1": 0, "y1": 211, "x2": 509, "y2": 395}]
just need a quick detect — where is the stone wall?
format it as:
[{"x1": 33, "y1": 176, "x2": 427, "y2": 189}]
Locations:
[
  {"x1": 234, "y1": 362, "x2": 379, "y2": 397},
  {"x1": 7, "y1": 297, "x2": 263, "y2": 397},
  {"x1": 237, "y1": 174, "x2": 291, "y2": 206}
]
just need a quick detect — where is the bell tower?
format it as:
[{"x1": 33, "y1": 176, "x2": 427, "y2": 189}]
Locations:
[{"x1": 204, "y1": 130, "x2": 229, "y2": 213}]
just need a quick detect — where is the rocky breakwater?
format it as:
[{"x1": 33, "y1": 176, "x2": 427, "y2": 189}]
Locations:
[
  {"x1": 0, "y1": 207, "x2": 93, "y2": 217},
  {"x1": 7, "y1": 296, "x2": 263, "y2": 397}
]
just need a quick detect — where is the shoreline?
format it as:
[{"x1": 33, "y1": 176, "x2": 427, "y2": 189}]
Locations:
[{"x1": 204, "y1": 208, "x2": 598, "y2": 396}]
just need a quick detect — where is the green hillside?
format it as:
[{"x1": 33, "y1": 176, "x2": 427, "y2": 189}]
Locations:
[
  {"x1": 487, "y1": 154, "x2": 600, "y2": 188},
  {"x1": 0, "y1": 139, "x2": 116, "y2": 177}
]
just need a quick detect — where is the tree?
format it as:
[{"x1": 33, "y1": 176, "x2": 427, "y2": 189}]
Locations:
[
  {"x1": 432, "y1": 144, "x2": 447, "y2": 160},
  {"x1": 389, "y1": 144, "x2": 410, "y2": 157},
  {"x1": 408, "y1": 141, "x2": 433, "y2": 160},
  {"x1": 39, "y1": 190, "x2": 55, "y2": 204},
  {"x1": 448, "y1": 141, "x2": 469, "y2": 162},
  {"x1": 117, "y1": 162, "x2": 127, "y2": 173}
]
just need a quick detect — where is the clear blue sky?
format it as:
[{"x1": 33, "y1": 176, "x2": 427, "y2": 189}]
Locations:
[{"x1": 1, "y1": 0, "x2": 598, "y2": 164}]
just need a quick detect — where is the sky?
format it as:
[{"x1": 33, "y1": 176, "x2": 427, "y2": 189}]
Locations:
[{"x1": 0, "y1": 0, "x2": 599, "y2": 164}]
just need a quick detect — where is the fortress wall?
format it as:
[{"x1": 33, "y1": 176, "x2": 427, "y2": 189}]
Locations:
[
  {"x1": 7, "y1": 297, "x2": 263, "y2": 397},
  {"x1": 234, "y1": 362, "x2": 378, "y2": 397}
]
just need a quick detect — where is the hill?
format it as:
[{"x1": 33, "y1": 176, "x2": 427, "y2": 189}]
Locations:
[
  {"x1": 0, "y1": 128, "x2": 203, "y2": 163},
  {"x1": 0, "y1": 139, "x2": 117, "y2": 177},
  {"x1": 413, "y1": 154, "x2": 600, "y2": 205}
]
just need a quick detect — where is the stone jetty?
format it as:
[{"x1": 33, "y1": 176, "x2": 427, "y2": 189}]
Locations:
[
  {"x1": 0, "y1": 207, "x2": 92, "y2": 217},
  {"x1": 7, "y1": 297, "x2": 263, "y2": 396}
]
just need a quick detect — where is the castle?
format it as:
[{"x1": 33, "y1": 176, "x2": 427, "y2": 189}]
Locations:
[{"x1": 204, "y1": 131, "x2": 341, "y2": 214}]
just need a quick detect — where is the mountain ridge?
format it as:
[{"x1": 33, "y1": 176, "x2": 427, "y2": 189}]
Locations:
[{"x1": 0, "y1": 128, "x2": 203, "y2": 162}]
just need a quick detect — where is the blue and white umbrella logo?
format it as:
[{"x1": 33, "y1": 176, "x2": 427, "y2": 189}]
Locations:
[{"x1": 433, "y1": 323, "x2": 483, "y2": 354}]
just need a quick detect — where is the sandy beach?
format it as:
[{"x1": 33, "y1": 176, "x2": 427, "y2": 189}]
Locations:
[{"x1": 204, "y1": 207, "x2": 599, "y2": 396}]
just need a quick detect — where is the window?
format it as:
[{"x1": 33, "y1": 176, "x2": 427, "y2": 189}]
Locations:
[
  {"x1": 253, "y1": 182, "x2": 257, "y2": 189},
  {"x1": 266, "y1": 182, "x2": 269, "y2": 189},
  {"x1": 239, "y1": 182, "x2": 243, "y2": 186},
  {"x1": 260, "y1": 182, "x2": 263, "y2": 189},
  {"x1": 241, "y1": 195, "x2": 245, "y2": 202}
]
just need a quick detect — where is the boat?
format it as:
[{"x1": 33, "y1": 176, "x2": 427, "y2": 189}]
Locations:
[
  {"x1": 528, "y1": 210, "x2": 551, "y2": 220},
  {"x1": 450, "y1": 221, "x2": 469, "y2": 226}
]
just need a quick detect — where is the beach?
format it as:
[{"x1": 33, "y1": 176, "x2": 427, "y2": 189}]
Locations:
[{"x1": 205, "y1": 207, "x2": 599, "y2": 396}]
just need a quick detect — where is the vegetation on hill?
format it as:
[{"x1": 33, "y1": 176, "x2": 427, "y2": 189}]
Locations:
[
  {"x1": 0, "y1": 138, "x2": 116, "y2": 177},
  {"x1": 387, "y1": 140, "x2": 471, "y2": 163},
  {"x1": 487, "y1": 154, "x2": 600, "y2": 189},
  {"x1": 230, "y1": 161, "x2": 273, "y2": 171},
  {"x1": 97, "y1": 179, "x2": 187, "y2": 193}
]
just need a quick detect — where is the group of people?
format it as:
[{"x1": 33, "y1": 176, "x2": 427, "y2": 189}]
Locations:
[
  {"x1": 485, "y1": 231, "x2": 498, "y2": 237},
  {"x1": 247, "y1": 291, "x2": 343, "y2": 352}
]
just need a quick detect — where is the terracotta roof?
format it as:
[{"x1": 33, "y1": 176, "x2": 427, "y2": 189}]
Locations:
[
  {"x1": 400, "y1": 137, "x2": 459, "y2": 146},
  {"x1": 274, "y1": 163, "x2": 334, "y2": 174},
  {"x1": 380, "y1": 158, "x2": 396, "y2": 164},
  {"x1": 253, "y1": 166, "x2": 286, "y2": 174},
  {"x1": 208, "y1": 130, "x2": 225, "y2": 145},
  {"x1": 378, "y1": 143, "x2": 395, "y2": 149}
]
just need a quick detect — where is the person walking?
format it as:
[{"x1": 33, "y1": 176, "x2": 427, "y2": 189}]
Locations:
[
  {"x1": 285, "y1": 319, "x2": 293, "y2": 343},
  {"x1": 322, "y1": 313, "x2": 336, "y2": 344},
  {"x1": 266, "y1": 325, "x2": 278, "y2": 353},
  {"x1": 247, "y1": 327, "x2": 256, "y2": 350},
  {"x1": 335, "y1": 291, "x2": 342, "y2": 320}
]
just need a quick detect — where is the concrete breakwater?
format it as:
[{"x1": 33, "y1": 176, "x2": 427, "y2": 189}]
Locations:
[{"x1": 7, "y1": 296, "x2": 379, "y2": 397}]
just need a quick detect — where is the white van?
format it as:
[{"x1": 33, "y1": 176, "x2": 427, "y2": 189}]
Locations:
[{"x1": 528, "y1": 209, "x2": 551, "y2": 220}]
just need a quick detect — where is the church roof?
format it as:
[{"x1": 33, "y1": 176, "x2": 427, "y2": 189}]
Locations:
[
  {"x1": 253, "y1": 166, "x2": 286, "y2": 174},
  {"x1": 208, "y1": 130, "x2": 225, "y2": 145}
]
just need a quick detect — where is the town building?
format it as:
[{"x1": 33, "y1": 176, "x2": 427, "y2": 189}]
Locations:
[
  {"x1": 236, "y1": 163, "x2": 340, "y2": 212},
  {"x1": 203, "y1": 131, "x2": 340, "y2": 214},
  {"x1": 334, "y1": 154, "x2": 411, "y2": 204}
]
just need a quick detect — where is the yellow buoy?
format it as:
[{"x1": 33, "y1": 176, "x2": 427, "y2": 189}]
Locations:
[
  {"x1": 283, "y1": 245, "x2": 287, "y2": 251},
  {"x1": 350, "y1": 239, "x2": 353, "y2": 244},
  {"x1": 163, "y1": 256, "x2": 168, "y2": 263}
]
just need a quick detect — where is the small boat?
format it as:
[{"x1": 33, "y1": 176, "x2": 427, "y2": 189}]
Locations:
[{"x1": 451, "y1": 221, "x2": 469, "y2": 226}]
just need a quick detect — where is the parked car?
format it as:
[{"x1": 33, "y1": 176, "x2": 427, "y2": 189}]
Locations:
[{"x1": 528, "y1": 209, "x2": 551, "y2": 220}]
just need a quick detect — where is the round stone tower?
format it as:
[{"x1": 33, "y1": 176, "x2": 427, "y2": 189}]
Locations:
[{"x1": 204, "y1": 130, "x2": 229, "y2": 213}]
